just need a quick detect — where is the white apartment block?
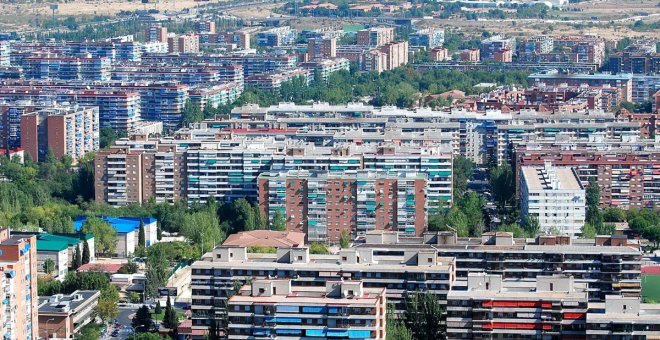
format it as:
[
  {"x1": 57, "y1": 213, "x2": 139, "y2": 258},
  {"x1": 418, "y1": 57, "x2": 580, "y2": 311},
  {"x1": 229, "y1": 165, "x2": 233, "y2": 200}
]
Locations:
[{"x1": 520, "y1": 162, "x2": 586, "y2": 236}]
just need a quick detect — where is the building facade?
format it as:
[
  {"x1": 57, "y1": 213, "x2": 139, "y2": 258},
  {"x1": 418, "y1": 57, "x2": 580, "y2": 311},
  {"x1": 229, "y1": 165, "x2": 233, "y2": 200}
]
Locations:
[
  {"x1": 20, "y1": 105, "x2": 99, "y2": 163},
  {"x1": 258, "y1": 170, "x2": 427, "y2": 242},
  {"x1": 227, "y1": 279, "x2": 386, "y2": 339},
  {"x1": 520, "y1": 163, "x2": 586, "y2": 236},
  {"x1": 0, "y1": 229, "x2": 38, "y2": 340}
]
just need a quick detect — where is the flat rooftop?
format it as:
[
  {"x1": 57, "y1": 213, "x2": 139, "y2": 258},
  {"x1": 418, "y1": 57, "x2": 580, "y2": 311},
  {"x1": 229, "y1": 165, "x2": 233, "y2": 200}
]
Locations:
[{"x1": 522, "y1": 166, "x2": 582, "y2": 191}]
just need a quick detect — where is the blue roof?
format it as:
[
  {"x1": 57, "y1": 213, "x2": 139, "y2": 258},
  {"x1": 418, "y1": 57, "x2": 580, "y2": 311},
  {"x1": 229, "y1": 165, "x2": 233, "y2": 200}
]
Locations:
[{"x1": 74, "y1": 216, "x2": 157, "y2": 234}]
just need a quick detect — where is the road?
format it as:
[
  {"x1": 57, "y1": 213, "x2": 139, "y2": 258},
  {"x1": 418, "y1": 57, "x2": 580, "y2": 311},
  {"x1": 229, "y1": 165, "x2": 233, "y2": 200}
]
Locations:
[{"x1": 101, "y1": 306, "x2": 138, "y2": 340}]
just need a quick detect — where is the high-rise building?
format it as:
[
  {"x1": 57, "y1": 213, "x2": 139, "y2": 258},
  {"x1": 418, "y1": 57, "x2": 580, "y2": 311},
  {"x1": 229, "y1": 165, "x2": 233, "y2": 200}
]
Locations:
[
  {"x1": 0, "y1": 229, "x2": 38, "y2": 340},
  {"x1": 195, "y1": 20, "x2": 216, "y2": 34},
  {"x1": 409, "y1": 29, "x2": 444, "y2": 49},
  {"x1": 168, "y1": 34, "x2": 200, "y2": 53},
  {"x1": 520, "y1": 162, "x2": 585, "y2": 236},
  {"x1": 608, "y1": 52, "x2": 660, "y2": 74},
  {"x1": 481, "y1": 35, "x2": 516, "y2": 61},
  {"x1": 20, "y1": 105, "x2": 99, "y2": 163},
  {"x1": 379, "y1": 41, "x2": 409, "y2": 70},
  {"x1": 145, "y1": 25, "x2": 168, "y2": 43},
  {"x1": 307, "y1": 37, "x2": 337, "y2": 59},
  {"x1": 0, "y1": 41, "x2": 9, "y2": 66},
  {"x1": 258, "y1": 170, "x2": 428, "y2": 242},
  {"x1": 357, "y1": 27, "x2": 395, "y2": 47},
  {"x1": 227, "y1": 279, "x2": 387, "y2": 339},
  {"x1": 23, "y1": 56, "x2": 111, "y2": 81}
]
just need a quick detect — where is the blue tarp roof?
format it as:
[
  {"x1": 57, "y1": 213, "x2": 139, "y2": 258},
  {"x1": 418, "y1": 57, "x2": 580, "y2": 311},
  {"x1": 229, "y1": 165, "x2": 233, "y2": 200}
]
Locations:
[{"x1": 74, "y1": 216, "x2": 157, "y2": 234}]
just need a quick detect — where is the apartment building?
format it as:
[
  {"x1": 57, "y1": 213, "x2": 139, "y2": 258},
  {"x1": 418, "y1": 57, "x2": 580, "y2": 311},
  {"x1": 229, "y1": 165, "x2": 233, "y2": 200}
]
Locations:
[
  {"x1": 258, "y1": 170, "x2": 427, "y2": 242},
  {"x1": 447, "y1": 274, "x2": 588, "y2": 339},
  {"x1": 0, "y1": 41, "x2": 9, "y2": 66},
  {"x1": 20, "y1": 105, "x2": 99, "y2": 163},
  {"x1": 360, "y1": 231, "x2": 642, "y2": 301},
  {"x1": 145, "y1": 25, "x2": 168, "y2": 43},
  {"x1": 190, "y1": 246, "x2": 455, "y2": 332},
  {"x1": 409, "y1": 29, "x2": 444, "y2": 49},
  {"x1": 195, "y1": 20, "x2": 216, "y2": 34},
  {"x1": 307, "y1": 37, "x2": 337, "y2": 59},
  {"x1": 301, "y1": 58, "x2": 350, "y2": 81},
  {"x1": 245, "y1": 68, "x2": 311, "y2": 90},
  {"x1": 357, "y1": 27, "x2": 395, "y2": 47},
  {"x1": 227, "y1": 279, "x2": 386, "y2": 339},
  {"x1": 554, "y1": 35, "x2": 605, "y2": 67},
  {"x1": 516, "y1": 149, "x2": 660, "y2": 209},
  {"x1": 529, "y1": 72, "x2": 633, "y2": 102},
  {"x1": 23, "y1": 56, "x2": 111, "y2": 81},
  {"x1": 0, "y1": 101, "x2": 42, "y2": 150},
  {"x1": 520, "y1": 163, "x2": 586, "y2": 236},
  {"x1": 188, "y1": 82, "x2": 243, "y2": 111},
  {"x1": 459, "y1": 49, "x2": 480, "y2": 62},
  {"x1": 517, "y1": 35, "x2": 554, "y2": 56},
  {"x1": 257, "y1": 27, "x2": 296, "y2": 47},
  {"x1": 0, "y1": 229, "x2": 39, "y2": 340},
  {"x1": 481, "y1": 35, "x2": 516, "y2": 61},
  {"x1": 608, "y1": 51, "x2": 660, "y2": 74},
  {"x1": 586, "y1": 296, "x2": 660, "y2": 339},
  {"x1": 168, "y1": 34, "x2": 200, "y2": 53},
  {"x1": 37, "y1": 291, "x2": 100, "y2": 339},
  {"x1": 379, "y1": 41, "x2": 409, "y2": 70},
  {"x1": 429, "y1": 47, "x2": 450, "y2": 61}
]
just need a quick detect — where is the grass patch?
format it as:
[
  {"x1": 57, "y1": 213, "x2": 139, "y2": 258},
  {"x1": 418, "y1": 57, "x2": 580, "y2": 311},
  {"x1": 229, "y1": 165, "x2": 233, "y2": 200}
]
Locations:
[
  {"x1": 642, "y1": 275, "x2": 660, "y2": 303},
  {"x1": 151, "y1": 311, "x2": 185, "y2": 321}
]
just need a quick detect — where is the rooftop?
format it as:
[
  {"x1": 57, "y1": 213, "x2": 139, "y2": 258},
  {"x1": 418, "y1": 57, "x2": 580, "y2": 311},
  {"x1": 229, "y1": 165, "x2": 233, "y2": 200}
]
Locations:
[
  {"x1": 38, "y1": 290, "x2": 100, "y2": 315},
  {"x1": 222, "y1": 230, "x2": 306, "y2": 248}
]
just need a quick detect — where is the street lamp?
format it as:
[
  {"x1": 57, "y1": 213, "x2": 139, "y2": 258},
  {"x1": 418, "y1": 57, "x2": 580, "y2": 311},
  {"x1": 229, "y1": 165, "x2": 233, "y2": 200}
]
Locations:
[{"x1": 45, "y1": 318, "x2": 55, "y2": 339}]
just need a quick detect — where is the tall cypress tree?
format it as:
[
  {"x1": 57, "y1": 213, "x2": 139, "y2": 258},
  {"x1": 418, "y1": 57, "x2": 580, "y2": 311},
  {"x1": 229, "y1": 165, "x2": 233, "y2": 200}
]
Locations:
[
  {"x1": 163, "y1": 296, "x2": 178, "y2": 330},
  {"x1": 82, "y1": 240, "x2": 91, "y2": 264},
  {"x1": 138, "y1": 219, "x2": 146, "y2": 249},
  {"x1": 72, "y1": 246, "x2": 82, "y2": 270}
]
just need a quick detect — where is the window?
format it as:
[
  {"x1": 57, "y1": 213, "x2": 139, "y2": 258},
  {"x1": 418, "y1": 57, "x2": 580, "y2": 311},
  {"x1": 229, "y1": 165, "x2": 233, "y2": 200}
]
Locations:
[
  {"x1": 259, "y1": 288, "x2": 265, "y2": 294},
  {"x1": 297, "y1": 256, "x2": 302, "y2": 261}
]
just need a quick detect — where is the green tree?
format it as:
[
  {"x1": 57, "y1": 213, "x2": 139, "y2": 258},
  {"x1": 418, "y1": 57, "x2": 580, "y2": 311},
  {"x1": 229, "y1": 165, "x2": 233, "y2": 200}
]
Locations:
[
  {"x1": 82, "y1": 240, "x2": 91, "y2": 264},
  {"x1": 182, "y1": 100, "x2": 203, "y2": 126},
  {"x1": 134, "y1": 333, "x2": 162, "y2": 340},
  {"x1": 489, "y1": 165, "x2": 515, "y2": 210},
  {"x1": 138, "y1": 219, "x2": 146, "y2": 249},
  {"x1": 132, "y1": 305, "x2": 152, "y2": 332},
  {"x1": 521, "y1": 215, "x2": 540, "y2": 238},
  {"x1": 585, "y1": 178, "x2": 603, "y2": 232},
  {"x1": 497, "y1": 223, "x2": 525, "y2": 238},
  {"x1": 96, "y1": 298, "x2": 118, "y2": 322},
  {"x1": 456, "y1": 192, "x2": 485, "y2": 236},
  {"x1": 452, "y1": 156, "x2": 473, "y2": 199},
  {"x1": 43, "y1": 258, "x2": 55, "y2": 275},
  {"x1": 309, "y1": 242, "x2": 329, "y2": 254},
  {"x1": 582, "y1": 223, "x2": 597, "y2": 239},
  {"x1": 339, "y1": 229, "x2": 351, "y2": 248},
  {"x1": 72, "y1": 246, "x2": 82, "y2": 270},
  {"x1": 82, "y1": 217, "x2": 117, "y2": 256},
  {"x1": 162, "y1": 296, "x2": 178, "y2": 330},
  {"x1": 145, "y1": 245, "x2": 170, "y2": 299},
  {"x1": 386, "y1": 303, "x2": 412, "y2": 340},
  {"x1": 155, "y1": 301, "x2": 162, "y2": 315},
  {"x1": 603, "y1": 207, "x2": 626, "y2": 222},
  {"x1": 404, "y1": 291, "x2": 445, "y2": 340},
  {"x1": 270, "y1": 210, "x2": 286, "y2": 231},
  {"x1": 77, "y1": 323, "x2": 102, "y2": 340}
]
